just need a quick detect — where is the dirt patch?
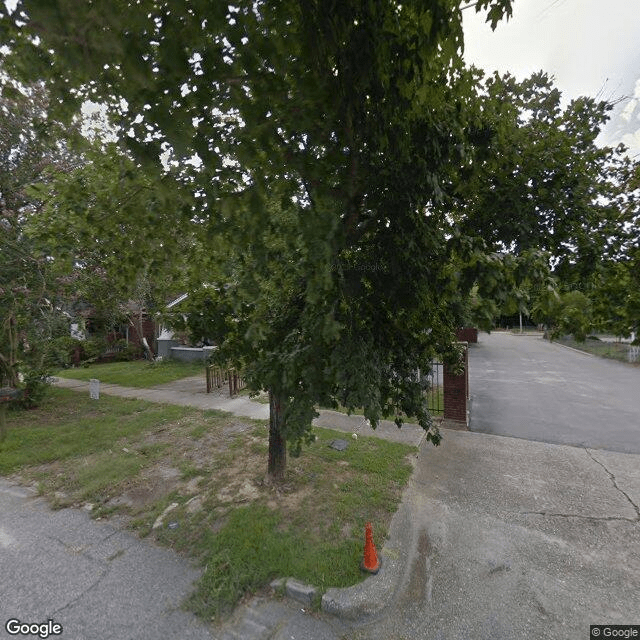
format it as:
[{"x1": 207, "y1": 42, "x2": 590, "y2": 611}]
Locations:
[
  {"x1": 265, "y1": 484, "x2": 314, "y2": 511},
  {"x1": 185, "y1": 494, "x2": 205, "y2": 514},
  {"x1": 217, "y1": 478, "x2": 261, "y2": 504},
  {"x1": 222, "y1": 421, "x2": 255, "y2": 437},
  {"x1": 108, "y1": 464, "x2": 182, "y2": 510}
]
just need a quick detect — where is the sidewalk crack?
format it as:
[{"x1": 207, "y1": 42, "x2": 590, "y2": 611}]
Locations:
[
  {"x1": 520, "y1": 511, "x2": 637, "y2": 523},
  {"x1": 584, "y1": 449, "x2": 640, "y2": 522},
  {"x1": 51, "y1": 565, "x2": 110, "y2": 616}
]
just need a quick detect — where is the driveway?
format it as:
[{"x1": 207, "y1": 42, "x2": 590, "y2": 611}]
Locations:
[
  {"x1": 469, "y1": 332, "x2": 640, "y2": 453},
  {"x1": 341, "y1": 430, "x2": 640, "y2": 640}
]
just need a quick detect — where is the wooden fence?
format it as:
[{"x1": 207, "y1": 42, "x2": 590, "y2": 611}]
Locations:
[{"x1": 206, "y1": 365, "x2": 246, "y2": 397}]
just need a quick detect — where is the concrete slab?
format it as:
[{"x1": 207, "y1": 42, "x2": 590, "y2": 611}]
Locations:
[
  {"x1": 313, "y1": 410, "x2": 427, "y2": 447},
  {"x1": 0, "y1": 478, "x2": 215, "y2": 640},
  {"x1": 339, "y1": 430, "x2": 640, "y2": 640}
]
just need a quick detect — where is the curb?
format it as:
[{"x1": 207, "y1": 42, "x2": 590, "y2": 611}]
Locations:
[
  {"x1": 271, "y1": 483, "x2": 416, "y2": 621},
  {"x1": 508, "y1": 331, "x2": 545, "y2": 337},
  {"x1": 270, "y1": 578, "x2": 318, "y2": 608},
  {"x1": 546, "y1": 340, "x2": 595, "y2": 357},
  {"x1": 321, "y1": 469, "x2": 419, "y2": 620},
  {"x1": 270, "y1": 458, "x2": 422, "y2": 622}
]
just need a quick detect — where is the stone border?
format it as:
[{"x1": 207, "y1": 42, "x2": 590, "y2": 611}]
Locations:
[{"x1": 270, "y1": 578, "x2": 317, "y2": 607}]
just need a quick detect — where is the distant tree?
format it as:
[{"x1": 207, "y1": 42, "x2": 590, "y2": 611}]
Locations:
[
  {"x1": 0, "y1": 78, "x2": 80, "y2": 401},
  {"x1": 448, "y1": 72, "x2": 632, "y2": 279},
  {"x1": 590, "y1": 259, "x2": 640, "y2": 340},
  {"x1": 25, "y1": 141, "x2": 193, "y2": 357}
]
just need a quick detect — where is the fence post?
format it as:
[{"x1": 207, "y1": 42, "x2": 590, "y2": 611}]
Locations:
[{"x1": 443, "y1": 342, "x2": 469, "y2": 430}]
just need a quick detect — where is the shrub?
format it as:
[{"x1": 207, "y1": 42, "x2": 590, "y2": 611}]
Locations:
[
  {"x1": 45, "y1": 336, "x2": 85, "y2": 369},
  {"x1": 15, "y1": 367, "x2": 51, "y2": 409},
  {"x1": 113, "y1": 342, "x2": 144, "y2": 361},
  {"x1": 80, "y1": 336, "x2": 109, "y2": 364}
]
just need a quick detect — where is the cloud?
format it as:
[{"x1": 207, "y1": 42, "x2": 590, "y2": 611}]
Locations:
[
  {"x1": 621, "y1": 79, "x2": 640, "y2": 123},
  {"x1": 621, "y1": 128, "x2": 640, "y2": 156}
]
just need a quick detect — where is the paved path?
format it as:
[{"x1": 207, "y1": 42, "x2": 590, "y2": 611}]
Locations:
[
  {"x1": 469, "y1": 332, "x2": 640, "y2": 453},
  {"x1": 52, "y1": 375, "x2": 427, "y2": 447},
  {"x1": 339, "y1": 430, "x2": 640, "y2": 640},
  {"x1": 0, "y1": 481, "x2": 214, "y2": 640}
]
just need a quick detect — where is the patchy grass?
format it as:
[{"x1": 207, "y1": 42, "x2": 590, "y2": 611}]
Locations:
[
  {"x1": 56, "y1": 359, "x2": 205, "y2": 387},
  {"x1": 553, "y1": 336, "x2": 638, "y2": 364},
  {"x1": 0, "y1": 390, "x2": 189, "y2": 474},
  {"x1": 1, "y1": 388, "x2": 416, "y2": 620}
]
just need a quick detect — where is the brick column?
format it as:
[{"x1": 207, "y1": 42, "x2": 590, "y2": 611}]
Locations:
[
  {"x1": 455, "y1": 327, "x2": 478, "y2": 343},
  {"x1": 443, "y1": 342, "x2": 468, "y2": 429}
]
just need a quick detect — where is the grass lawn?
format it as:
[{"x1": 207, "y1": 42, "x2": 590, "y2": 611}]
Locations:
[
  {"x1": 1, "y1": 388, "x2": 416, "y2": 619},
  {"x1": 56, "y1": 359, "x2": 206, "y2": 387},
  {"x1": 554, "y1": 336, "x2": 638, "y2": 364}
]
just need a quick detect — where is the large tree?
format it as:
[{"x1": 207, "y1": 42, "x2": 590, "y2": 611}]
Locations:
[
  {"x1": 1, "y1": 0, "x2": 513, "y2": 480},
  {"x1": 437, "y1": 70, "x2": 640, "y2": 334},
  {"x1": 25, "y1": 140, "x2": 194, "y2": 354}
]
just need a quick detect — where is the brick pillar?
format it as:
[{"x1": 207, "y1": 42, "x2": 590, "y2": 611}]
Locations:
[
  {"x1": 455, "y1": 327, "x2": 478, "y2": 343},
  {"x1": 443, "y1": 342, "x2": 468, "y2": 429}
]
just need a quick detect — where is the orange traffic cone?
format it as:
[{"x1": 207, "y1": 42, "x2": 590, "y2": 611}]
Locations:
[{"x1": 360, "y1": 522, "x2": 381, "y2": 574}]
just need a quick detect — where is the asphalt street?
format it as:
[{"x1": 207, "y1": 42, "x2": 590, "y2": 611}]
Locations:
[{"x1": 468, "y1": 332, "x2": 640, "y2": 453}]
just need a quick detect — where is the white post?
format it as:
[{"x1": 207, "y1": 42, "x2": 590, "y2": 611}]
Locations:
[{"x1": 89, "y1": 379, "x2": 100, "y2": 400}]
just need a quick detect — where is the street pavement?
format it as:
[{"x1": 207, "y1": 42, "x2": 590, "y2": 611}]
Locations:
[
  {"x1": 469, "y1": 332, "x2": 640, "y2": 453},
  {"x1": 2, "y1": 358, "x2": 639, "y2": 639}
]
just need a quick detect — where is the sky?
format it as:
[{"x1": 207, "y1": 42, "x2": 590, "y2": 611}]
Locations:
[{"x1": 462, "y1": 0, "x2": 640, "y2": 158}]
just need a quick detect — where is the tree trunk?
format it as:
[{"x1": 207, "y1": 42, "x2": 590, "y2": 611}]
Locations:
[{"x1": 268, "y1": 390, "x2": 286, "y2": 482}]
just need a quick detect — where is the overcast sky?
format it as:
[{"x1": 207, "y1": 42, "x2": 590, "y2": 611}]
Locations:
[{"x1": 462, "y1": 0, "x2": 640, "y2": 158}]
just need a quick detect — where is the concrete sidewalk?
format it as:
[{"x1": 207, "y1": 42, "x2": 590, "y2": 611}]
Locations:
[
  {"x1": 330, "y1": 431, "x2": 640, "y2": 639},
  {"x1": 52, "y1": 375, "x2": 427, "y2": 447}
]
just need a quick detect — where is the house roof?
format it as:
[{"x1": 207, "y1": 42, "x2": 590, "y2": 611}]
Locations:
[{"x1": 166, "y1": 292, "x2": 189, "y2": 309}]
